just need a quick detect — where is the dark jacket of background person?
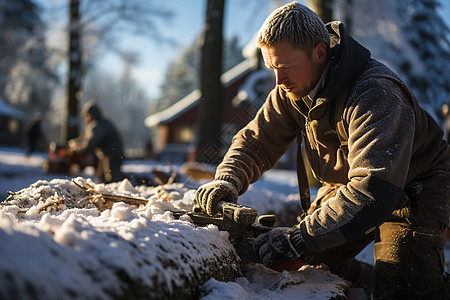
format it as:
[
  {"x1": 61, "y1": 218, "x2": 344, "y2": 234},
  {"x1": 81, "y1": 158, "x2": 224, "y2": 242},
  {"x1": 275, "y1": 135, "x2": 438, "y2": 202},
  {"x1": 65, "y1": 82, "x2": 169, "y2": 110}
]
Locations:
[{"x1": 70, "y1": 101, "x2": 124, "y2": 183}]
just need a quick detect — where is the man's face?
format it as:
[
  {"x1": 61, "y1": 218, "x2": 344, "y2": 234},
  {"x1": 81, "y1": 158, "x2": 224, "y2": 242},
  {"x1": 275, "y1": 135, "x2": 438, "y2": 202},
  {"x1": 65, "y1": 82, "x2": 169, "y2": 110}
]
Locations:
[{"x1": 261, "y1": 40, "x2": 326, "y2": 100}]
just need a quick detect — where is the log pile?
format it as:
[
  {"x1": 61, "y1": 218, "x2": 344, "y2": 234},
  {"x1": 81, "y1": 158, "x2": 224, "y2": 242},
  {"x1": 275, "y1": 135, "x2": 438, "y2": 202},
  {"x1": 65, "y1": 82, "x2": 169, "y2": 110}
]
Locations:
[
  {"x1": 1, "y1": 177, "x2": 349, "y2": 299},
  {"x1": 0, "y1": 178, "x2": 240, "y2": 299}
]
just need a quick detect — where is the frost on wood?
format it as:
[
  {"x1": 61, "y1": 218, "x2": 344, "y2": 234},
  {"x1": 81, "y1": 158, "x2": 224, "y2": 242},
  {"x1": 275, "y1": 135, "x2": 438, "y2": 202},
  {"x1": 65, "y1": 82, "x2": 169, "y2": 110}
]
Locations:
[{"x1": 0, "y1": 177, "x2": 241, "y2": 300}]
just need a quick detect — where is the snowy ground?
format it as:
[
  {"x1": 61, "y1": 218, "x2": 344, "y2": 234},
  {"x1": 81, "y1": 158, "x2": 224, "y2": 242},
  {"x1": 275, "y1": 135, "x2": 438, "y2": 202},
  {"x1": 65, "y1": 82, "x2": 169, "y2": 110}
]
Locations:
[{"x1": 0, "y1": 145, "x2": 448, "y2": 299}]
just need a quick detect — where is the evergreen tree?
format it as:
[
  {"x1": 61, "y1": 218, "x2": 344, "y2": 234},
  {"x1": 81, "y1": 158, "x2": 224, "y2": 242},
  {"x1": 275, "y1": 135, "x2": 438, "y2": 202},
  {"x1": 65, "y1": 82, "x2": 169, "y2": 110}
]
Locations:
[
  {"x1": 399, "y1": 0, "x2": 450, "y2": 112},
  {"x1": 153, "y1": 39, "x2": 201, "y2": 112},
  {"x1": 0, "y1": 0, "x2": 57, "y2": 118},
  {"x1": 153, "y1": 35, "x2": 244, "y2": 113},
  {"x1": 61, "y1": 0, "x2": 173, "y2": 142},
  {"x1": 337, "y1": 0, "x2": 450, "y2": 115}
]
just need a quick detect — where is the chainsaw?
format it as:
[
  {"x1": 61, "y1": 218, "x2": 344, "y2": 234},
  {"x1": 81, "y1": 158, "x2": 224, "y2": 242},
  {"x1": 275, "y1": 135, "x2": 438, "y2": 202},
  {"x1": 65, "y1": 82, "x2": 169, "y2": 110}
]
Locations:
[
  {"x1": 74, "y1": 179, "x2": 305, "y2": 270},
  {"x1": 172, "y1": 201, "x2": 275, "y2": 264},
  {"x1": 172, "y1": 201, "x2": 306, "y2": 270},
  {"x1": 44, "y1": 142, "x2": 94, "y2": 174}
]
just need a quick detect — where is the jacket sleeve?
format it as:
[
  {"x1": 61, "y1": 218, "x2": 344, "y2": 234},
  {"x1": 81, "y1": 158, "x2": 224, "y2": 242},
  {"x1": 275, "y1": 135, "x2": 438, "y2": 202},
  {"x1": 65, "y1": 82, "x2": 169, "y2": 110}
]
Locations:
[
  {"x1": 300, "y1": 78, "x2": 415, "y2": 252},
  {"x1": 72, "y1": 122, "x2": 101, "y2": 154},
  {"x1": 215, "y1": 86, "x2": 301, "y2": 194}
]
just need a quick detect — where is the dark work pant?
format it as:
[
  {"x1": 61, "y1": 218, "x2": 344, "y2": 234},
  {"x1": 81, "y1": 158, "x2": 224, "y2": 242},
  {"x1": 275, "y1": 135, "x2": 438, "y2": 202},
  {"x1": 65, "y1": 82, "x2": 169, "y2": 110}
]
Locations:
[
  {"x1": 373, "y1": 219, "x2": 447, "y2": 299},
  {"x1": 96, "y1": 153, "x2": 124, "y2": 183},
  {"x1": 372, "y1": 169, "x2": 450, "y2": 299},
  {"x1": 302, "y1": 232, "x2": 375, "y2": 293},
  {"x1": 303, "y1": 168, "x2": 450, "y2": 299}
]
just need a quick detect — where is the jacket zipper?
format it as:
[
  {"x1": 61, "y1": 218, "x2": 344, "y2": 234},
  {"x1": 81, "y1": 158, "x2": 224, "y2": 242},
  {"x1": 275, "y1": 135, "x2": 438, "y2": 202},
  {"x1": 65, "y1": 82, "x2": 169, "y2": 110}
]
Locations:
[
  {"x1": 292, "y1": 98, "x2": 323, "y2": 181},
  {"x1": 305, "y1": 116, "x2": 322, "y2": 181}
]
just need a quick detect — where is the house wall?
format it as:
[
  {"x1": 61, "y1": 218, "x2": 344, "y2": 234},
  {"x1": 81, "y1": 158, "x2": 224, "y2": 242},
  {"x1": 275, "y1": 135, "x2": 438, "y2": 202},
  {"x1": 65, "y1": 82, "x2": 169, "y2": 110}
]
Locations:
[
  {"x1": 0, "y1": 116, "x2": 24, "y2": 146},
  {"x1": 156, "y1": 70, "x2": 271, "y2": 163},
  {"x1": 163, "y1": 72, "x2": 255, "y2": 146}
]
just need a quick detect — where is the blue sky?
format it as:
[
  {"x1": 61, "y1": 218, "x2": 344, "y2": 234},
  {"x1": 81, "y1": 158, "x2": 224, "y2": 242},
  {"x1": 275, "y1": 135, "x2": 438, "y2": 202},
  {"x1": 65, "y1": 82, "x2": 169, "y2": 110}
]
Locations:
[
  {"x1": 42, "y1": 0, "x2": 450, "y2": 100},
  {"x1": 100, "y1": 0, "x2": 277, "y2": 99},
  {"x1": 106, "y1": 0, "x2": 450, "y2": 100}
]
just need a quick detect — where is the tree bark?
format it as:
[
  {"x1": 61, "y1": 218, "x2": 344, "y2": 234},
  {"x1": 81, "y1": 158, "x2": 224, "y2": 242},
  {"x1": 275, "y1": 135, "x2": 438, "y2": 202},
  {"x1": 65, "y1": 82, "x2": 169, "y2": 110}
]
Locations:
[
  {"x1": 195, "y1": 0, "x2": 225, "y2": 164},
  {"x1": 307, "y1": 0, "x2": 333, "y2": 23},
  {"x1": 62, "y1": 0, "x2": 82, "y2": 142}
]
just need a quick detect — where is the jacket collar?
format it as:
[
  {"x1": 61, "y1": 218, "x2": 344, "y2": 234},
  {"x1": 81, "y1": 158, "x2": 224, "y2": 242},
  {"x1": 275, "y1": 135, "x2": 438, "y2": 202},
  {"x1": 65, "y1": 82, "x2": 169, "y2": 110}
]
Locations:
[
  {"x1": 309, "y1": 61, "x2": 331, "y2": 100},
  {"x1": 317, "y1": 21, "x2": 371, "y2": 100}
]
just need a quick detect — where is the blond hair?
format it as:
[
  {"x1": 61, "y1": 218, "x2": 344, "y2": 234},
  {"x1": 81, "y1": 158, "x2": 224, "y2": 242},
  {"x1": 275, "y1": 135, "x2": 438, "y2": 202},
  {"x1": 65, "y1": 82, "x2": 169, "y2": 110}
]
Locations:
[{"x1": 256, "y1": 2, "x2": 330, "y2": 54}]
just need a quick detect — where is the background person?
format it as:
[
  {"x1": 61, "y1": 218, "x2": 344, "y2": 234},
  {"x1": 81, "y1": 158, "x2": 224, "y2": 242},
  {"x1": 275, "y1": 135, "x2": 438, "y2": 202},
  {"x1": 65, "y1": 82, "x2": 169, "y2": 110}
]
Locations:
[{"x1": 69, "y1": 100, "x2": 125, "y2": 183}]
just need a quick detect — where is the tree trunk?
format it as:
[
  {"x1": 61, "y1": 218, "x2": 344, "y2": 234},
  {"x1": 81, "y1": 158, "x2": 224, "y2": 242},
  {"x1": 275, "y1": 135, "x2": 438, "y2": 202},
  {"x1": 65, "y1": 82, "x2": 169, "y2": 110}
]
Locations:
[
  {"x1": 62, "y1": 0, "x2": 82, "y2": 143},
  {"x1": 307, "y1": 0, "x2": 333, "y2": 23},
  {"x1": 195, "y1": 0, "x2": 225, "y2": 165},
  {"x1": 341, "y1": 0, "x2": 353, "y2": 35}
]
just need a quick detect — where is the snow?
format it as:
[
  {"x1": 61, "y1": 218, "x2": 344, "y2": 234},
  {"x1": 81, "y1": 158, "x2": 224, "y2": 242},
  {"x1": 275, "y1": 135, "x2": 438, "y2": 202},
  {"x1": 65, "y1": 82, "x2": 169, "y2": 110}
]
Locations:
[
  {"x1": 0, "y1": 145, "x2": 448, "y2": 299},
  {"x1": 200, "y1": 264, "x2": 348, "y2": 300},
  {"x1": 347, "y1": 0, "x2": 450, "y2": 113}
]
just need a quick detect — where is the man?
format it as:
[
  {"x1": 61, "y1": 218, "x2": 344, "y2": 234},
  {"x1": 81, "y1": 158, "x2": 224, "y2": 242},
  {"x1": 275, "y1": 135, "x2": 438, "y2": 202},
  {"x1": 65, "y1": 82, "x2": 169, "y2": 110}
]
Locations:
[
  {"x1": 195, "y1": 2, "x2": 450, "y2": 299},
  {"x1": 69, "y1": 100, "x2": 125, "y2": 183}
]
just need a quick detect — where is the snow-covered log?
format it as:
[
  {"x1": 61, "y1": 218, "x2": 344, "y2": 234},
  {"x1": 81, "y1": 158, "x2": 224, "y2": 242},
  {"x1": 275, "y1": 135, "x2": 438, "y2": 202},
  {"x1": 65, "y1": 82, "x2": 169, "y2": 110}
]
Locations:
[
  {"x1": 0, "y1": 178, "x2": 241, "y2": 300},
  {"x1": 1, "y1": 177, "x2": 350, "y2": 299}
]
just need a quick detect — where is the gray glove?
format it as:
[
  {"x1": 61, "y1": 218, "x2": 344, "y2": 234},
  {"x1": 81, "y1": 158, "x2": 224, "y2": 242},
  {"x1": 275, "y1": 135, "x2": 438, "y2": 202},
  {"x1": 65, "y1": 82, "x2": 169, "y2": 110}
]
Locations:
[
  {"x1": 254, "y1": 226, "x2": 306, "y2": 266},
  {"x1": 195, "y1": 180, "x2": 238, "y2": 215}
]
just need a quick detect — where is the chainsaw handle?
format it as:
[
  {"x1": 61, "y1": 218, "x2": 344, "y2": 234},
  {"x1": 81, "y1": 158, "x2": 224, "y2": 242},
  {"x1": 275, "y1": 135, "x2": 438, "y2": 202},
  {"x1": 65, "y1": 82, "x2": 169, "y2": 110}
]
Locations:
[
  {"x1": 217, "y1": 201, "x2": 257, "y2": 226},
  {"x1": 192, "y1": 200, "x2": 258, "y2": 226}
]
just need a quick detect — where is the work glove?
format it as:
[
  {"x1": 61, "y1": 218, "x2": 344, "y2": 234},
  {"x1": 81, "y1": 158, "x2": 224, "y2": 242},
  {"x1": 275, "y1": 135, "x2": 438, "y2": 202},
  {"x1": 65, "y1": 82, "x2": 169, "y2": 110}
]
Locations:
[
  {"x1": 254, "y1": 226, "x2": 306, "y2": 266},
  {"x1": 195, "y1": 180, "x2": 238, "y2": 215}
]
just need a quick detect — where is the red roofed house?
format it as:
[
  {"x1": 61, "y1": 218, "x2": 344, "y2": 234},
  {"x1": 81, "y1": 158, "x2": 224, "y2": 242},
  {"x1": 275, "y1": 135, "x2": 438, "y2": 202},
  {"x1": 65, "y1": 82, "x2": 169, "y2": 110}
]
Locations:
[{"x1": 145, "y1": 52, "x2": 275, "y2": 164}]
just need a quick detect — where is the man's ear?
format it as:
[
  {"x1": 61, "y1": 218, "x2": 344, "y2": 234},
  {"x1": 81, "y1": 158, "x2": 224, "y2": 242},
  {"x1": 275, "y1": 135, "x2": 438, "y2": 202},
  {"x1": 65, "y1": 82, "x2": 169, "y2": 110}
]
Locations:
[{"x1": 315, "y1": 42, "x2": 327, "y2": 63}]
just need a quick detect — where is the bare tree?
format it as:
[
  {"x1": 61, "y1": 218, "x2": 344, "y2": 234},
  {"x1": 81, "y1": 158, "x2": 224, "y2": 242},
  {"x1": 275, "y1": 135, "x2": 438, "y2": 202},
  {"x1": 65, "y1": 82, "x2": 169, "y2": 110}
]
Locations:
[
  {"x1": 61, "y1": 0, "x2": 173, "y2": 142},
  {"x1": 82, "y1": 56, "x2": 149, "y2": 151}
]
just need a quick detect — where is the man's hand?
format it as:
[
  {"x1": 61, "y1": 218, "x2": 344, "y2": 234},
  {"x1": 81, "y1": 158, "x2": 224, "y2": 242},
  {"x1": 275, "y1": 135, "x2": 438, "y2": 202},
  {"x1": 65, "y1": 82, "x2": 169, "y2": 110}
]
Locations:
[
  {"x1": 67, "y1": 139, "x2": 78, "y2": 152},
  {"x1": 254, "y1": 227, "x2": 306, "y2": 266},
  {"x1": 195, "y1": 180, "x2": 238, "y2": 215}
]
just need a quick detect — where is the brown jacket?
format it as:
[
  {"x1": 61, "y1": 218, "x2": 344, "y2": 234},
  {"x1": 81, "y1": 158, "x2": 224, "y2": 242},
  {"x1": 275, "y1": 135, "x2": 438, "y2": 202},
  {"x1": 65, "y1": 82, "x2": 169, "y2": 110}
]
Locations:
[{"x1": 215, "y1": 22, "x2": 450, "y2": 252}]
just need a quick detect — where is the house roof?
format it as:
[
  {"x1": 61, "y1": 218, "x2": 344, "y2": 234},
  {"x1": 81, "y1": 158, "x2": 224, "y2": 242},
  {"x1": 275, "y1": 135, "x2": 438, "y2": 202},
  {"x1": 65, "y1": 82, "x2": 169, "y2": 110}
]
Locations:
[
  {"x1": 145, "y1": 57, "x2": 257, "y2": 128},
  {"x1": 0, "y1": 101, "x2": 25, "y2": 120}
]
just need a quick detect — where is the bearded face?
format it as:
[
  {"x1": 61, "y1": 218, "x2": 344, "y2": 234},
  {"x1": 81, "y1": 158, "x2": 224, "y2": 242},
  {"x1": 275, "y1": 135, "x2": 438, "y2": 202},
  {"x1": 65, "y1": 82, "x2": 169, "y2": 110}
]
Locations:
[{"x1": 261, "y1": 40, "x2": 327, "y2": 101}]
